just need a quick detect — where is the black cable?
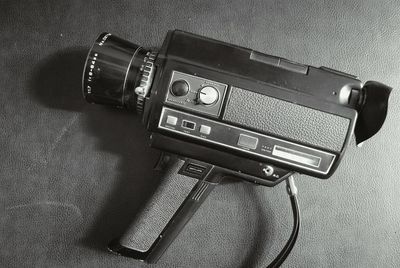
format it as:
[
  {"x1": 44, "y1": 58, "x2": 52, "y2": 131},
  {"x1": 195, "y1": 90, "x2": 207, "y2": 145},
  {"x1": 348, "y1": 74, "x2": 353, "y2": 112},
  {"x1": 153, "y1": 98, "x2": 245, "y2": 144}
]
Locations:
[{"x1": 266, "y1": 176, "x2": 300, "y2": 268}]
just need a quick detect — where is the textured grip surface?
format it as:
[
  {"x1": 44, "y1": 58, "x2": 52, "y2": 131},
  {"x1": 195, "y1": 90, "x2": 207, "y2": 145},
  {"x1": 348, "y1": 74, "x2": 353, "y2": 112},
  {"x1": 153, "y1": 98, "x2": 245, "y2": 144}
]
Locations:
[
  {"x1": 119, "y1": 159, "x2": 198, "y2": 252},
  {"x1": 223, "y1": 87, "x2": 350, "y2": 152}
]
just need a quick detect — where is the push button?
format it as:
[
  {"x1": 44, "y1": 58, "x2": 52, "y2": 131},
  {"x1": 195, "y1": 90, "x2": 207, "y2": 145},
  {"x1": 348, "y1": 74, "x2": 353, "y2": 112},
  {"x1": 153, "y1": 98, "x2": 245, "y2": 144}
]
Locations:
[
  {"x1": 171, "y1": 80, "x2": 189, "y2": 96},
  {"x1": 199, "y1": 125, "x2": 211, "y2": 135},
  {"x1": 237, "y1": 134, "x2": 258, "y2": 150},
  {"x1": 166, "y1": 115, "x2": 178, "y2": 126},
  {"x1": 182, "y1": 120, "x2": 196, "y2": 130}
]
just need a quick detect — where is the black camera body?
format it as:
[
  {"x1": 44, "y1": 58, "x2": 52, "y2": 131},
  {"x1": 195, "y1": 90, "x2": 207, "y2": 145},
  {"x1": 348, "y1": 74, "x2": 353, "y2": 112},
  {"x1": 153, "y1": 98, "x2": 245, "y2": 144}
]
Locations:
[
  {"x1": 82, "y1": 30, "x2": 391, "y2": 263},
  {"x1": 145, "y1": 30, "x2": 363, "y2": 181}
]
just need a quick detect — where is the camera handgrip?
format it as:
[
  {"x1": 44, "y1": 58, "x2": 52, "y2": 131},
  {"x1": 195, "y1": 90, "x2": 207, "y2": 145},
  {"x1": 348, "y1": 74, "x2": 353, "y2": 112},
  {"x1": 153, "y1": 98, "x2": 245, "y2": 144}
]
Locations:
[{"x1": 108, "y1": 155, "x2": 221, "y2": 262}]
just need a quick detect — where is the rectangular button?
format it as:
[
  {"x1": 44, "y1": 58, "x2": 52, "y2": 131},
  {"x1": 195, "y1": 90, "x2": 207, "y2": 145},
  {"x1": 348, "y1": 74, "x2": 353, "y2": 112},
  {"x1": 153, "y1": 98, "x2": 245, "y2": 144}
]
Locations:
[
  {"x1": 186, "y1": 164, "x2": 206, "y2": 175},
  {"x1": 166, "y1": 115, "x2": 178, "y2": 125},
  {"x1": 237, "y1": 134, "x2": 258, "y2": 150},
  {"x1": 199, "y1": 125, "x2": 211, "y2": 135},
  {"x1": 182, "y1": 120, "x2": 196, "y2": 130}
]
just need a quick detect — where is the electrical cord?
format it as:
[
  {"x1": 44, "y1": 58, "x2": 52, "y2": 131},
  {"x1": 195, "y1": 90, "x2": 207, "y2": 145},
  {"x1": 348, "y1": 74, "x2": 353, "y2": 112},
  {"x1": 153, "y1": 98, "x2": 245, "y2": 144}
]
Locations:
[{"x1": 266, "y1": 175, "x2": 300, "y2": 268}]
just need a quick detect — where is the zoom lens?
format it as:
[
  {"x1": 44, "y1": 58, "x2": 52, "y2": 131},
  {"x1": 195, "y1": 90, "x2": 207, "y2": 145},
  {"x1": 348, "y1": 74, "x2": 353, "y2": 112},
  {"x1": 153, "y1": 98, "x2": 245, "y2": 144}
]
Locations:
[{"x1": 82, "y1": 33, "x2": 151, "y2": 110}]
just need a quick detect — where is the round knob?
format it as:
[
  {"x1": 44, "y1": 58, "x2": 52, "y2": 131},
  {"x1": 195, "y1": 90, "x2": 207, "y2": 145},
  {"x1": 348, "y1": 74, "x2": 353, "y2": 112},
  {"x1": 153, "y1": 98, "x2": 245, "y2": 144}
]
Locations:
[
  {"x1": 171, "y1": 80, "x2": 189, "y2": 97},
  {"x1": 198, "y1": 86, "x2": 219, "y2": 105},
  {"x1": 262, "y1": 165, "x2": 274, "y2": 177}
]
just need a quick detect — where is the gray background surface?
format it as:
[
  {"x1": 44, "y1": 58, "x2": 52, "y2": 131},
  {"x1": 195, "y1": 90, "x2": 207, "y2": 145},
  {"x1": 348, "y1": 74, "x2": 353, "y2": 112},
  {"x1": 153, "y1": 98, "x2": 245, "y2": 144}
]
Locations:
[{"x1": 1, "y1": 0, "x2": 400, "y2": 267}]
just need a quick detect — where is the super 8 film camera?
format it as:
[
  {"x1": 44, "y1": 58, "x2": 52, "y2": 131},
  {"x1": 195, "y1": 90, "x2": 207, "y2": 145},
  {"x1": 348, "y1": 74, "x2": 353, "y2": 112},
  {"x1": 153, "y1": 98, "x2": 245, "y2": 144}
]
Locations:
[{"x1": 82, "y1": 31, "x2": 392, "y2": 266}]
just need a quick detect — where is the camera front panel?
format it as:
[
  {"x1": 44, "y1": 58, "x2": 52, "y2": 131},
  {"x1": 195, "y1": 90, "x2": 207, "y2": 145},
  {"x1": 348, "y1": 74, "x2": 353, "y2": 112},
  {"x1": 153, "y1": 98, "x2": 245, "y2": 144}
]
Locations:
[{"x1": 148, "y1": 68, "x2": 353, "y2": 179}]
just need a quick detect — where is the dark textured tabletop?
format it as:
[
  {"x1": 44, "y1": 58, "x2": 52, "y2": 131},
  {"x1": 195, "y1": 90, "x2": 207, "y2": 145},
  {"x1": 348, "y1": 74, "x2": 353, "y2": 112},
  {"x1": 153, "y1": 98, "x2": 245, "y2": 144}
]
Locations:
[{"x1": 2, "y1": 1, "x2": 400, "y2": 267}]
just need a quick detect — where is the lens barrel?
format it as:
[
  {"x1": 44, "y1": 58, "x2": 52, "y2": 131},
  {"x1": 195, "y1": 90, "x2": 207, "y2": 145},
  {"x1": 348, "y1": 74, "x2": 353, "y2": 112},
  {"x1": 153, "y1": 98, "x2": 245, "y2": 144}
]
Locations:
[{"x1": 82, "y1": 33, "x2": 150, "y2": 110}]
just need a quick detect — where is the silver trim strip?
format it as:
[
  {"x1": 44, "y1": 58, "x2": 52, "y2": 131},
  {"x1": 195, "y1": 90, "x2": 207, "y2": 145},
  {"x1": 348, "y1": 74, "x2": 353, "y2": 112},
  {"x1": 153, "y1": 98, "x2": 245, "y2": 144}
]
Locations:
[{"x1": 272, "y1": 145, "x2": 321, "y2": 168}]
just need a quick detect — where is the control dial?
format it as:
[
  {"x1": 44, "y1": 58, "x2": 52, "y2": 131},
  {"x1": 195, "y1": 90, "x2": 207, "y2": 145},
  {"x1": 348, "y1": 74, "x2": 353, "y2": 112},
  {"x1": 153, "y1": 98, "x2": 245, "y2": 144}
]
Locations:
[{"x1": 198, "y1": 86, "x2": 219, "y2": 105}]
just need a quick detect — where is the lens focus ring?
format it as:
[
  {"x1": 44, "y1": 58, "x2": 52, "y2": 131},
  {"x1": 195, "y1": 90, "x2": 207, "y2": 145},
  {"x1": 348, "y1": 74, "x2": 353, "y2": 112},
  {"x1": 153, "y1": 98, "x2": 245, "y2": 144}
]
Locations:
[{"x1": 135, "y1": 51, "x2": 157, "y2": 114}]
